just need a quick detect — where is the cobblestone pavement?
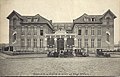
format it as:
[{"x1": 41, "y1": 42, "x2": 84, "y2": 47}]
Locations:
[{"x1": 0, "y1": 56, "x2": 120, "y2": 76}]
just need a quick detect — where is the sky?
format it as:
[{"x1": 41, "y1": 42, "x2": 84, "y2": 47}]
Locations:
[{"x1": 0, "y1": 0, "x2": 120, "y2": 44}]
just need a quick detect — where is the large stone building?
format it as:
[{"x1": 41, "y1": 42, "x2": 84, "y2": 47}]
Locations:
[{"x1": 7, "y1": 10, "x2": 116, "y2": 53}]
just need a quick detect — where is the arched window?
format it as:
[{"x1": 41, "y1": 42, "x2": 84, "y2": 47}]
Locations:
[
  {"x1": 13, "y1": 33, "x2": 16, "y2": 43},
  {"x1": 106, "y1": 33, "x2": 110, "y2": 42},
  {"x1": 13, "y1": 18, "x2": 17, "y2": 29}
]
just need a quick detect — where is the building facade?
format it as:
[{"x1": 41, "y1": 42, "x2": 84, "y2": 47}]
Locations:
[{"x1": 7, "y1": 10, "x2": 116, "y2": 53}]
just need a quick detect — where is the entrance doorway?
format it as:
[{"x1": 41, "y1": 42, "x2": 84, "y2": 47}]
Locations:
[{"x1": 57, "y1": 38, "x2": 64, "y2": 51}]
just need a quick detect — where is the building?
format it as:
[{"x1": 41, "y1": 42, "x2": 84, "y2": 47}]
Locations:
[
  {"x1": 7, "y1": 10, "x2": 116, "y2": 53},
  {"x1": 114, "y1": 41, "x2": 120, "y2": 51}
]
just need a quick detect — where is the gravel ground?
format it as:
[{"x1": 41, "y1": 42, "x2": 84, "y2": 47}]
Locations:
[{"x1": 0, "y1": 57, "x2": 120, "y2": 76}]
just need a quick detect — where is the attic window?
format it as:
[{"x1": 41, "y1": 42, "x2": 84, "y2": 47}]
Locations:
[
  {"x1": 34, "y1": 18, "x2": 38, "y2": 22},
  {"x1": 83, "y1": 17, "x2": 89, "y2": 22},
  {"x1": 27, "y1": 18, "x2": 31, "y2": 22},
  {"x1": 91, "y1": 18, "x2": 95, "y2": 21}
]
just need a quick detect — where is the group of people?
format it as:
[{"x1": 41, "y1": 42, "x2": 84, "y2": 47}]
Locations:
[{"x1": 47, "y1": 49, "x2": 89, "y2": 57}]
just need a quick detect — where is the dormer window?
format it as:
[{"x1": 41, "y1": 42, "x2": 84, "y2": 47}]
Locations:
[
  {"x1": 91, "y1": 18, "x2": 95, "y2": 21},
  {"x1": 34, "y1": 18, "x2": 38, "y2": 22},
  {"x1": 83, "y1": 17, "x2": 89, "y2": 22},
  {"x1": 27, "y1": 18, "x2": 31, "y2": 22}
]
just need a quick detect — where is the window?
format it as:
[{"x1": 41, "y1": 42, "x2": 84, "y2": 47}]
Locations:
[
  {"x1": 40, "y1": 39, "x2": 43, "y2": 48},
  {"x1": 34, "y1": 26, "x2": 37, "y2": 35},
  {"x1": 91, "y1": 39, "x2": 95, "y2": 48},
  {"x1": 27, "y1": 18, "x2": 31, "y2": 22},
  {"x1": 33, "y1": 39, "x2": 37, "y2": 48},
  {"x1": 97, "y1": 27, "x2": 101, "y2": 35},
  {"x1": 13, "y1": 18, "x2": 17, "y2": 29},
  {"x1": 67, "y1": 38, "x2": 74, "y2": 48},
  {"x1": 106, "y1": 33, "x2": 110, "y2": 42},
  {"x1": 85, "y1": 27, "x2": 88, "y2": 35},
  {"x1": 27, "y1": 39, "x2": 31, "y2": 47},
  {"x1": 85, "y1": 39, "x2": 88, "y2": 48},
  {"x1": 47, "y1": 38, "x2": 55, "y2": 48},
  {"x1": 21, "y1": 39, "x2": 25, "y2": 47},
  {"x1": 13, "y1": 33, "x2": 16, "y2": 42},
  {"x1": 106, "y1": 17, "x2": 110, "y2": 25},
  {"x1": 34, "y1": 18, "x2": 38, "y2": 22},
  {"x1": 78, "y1": 29, "x2": 81, "y2": 35},
  {"x1": 91, "y1": 18, "x2": 95, "y2": 21},
  {"x1": 83, "y1": 17, "x2": 89, "y2": 22},
  {"x1": 21, "y1": 26, "x2": 25, "y2": 35},
  {"x1": 91, "y1": 27, "x2": 95, "y2": 35},
  {"x1": 40, "y1": 30, "x2": 43, "y2": 36},
  {"x1": 78, "y1": 39, "x2": 82, "y2": 48},
  {"x1": 27, "y1": 26, "x2": 31, "y2": 35},
  {"x1": 97, "y1": 39, "x2": 101, "y2": 48}
]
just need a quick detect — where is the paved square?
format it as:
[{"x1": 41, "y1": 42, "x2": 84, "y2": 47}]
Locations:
[{"x1": 0, "y1": 56, "x2": 120, "y2": 76}]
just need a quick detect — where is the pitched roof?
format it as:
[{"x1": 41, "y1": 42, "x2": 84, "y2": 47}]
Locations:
[
  {"x1": 73, "y1": 9, "x2": 116, "y2": 24},
  {"x1": 7, "y1": 10, "x2": 23, "y2": 19},
  {"x1": 7, "y1": 10, "x2": 54, "y2": 30},
  {"x1": 101, "y1": 9, "x2": 117, "y2": 18},
  {"x1": 73, "y1": 14, "x2": 102, "y2": 24}
]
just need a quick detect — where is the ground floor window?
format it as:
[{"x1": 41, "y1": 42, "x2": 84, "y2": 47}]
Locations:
[
  {"x1": 33, "y1": 39, "x2": 37, "y2": 48},
  {"x1": 97, "y1": 39, "x2": 101, "y2": 48},
  {"x1": 85, "y1": 39, "x2": 88, "y2": 48},
  {"x1": 91, "y1": 39, "x2": 95, "y2": 48},
  {"x1": 67, "y1": 38, "x2": 74, "y2": 48},
  {"x1": 27, "y1": 39, "x2": 31, "y2": 47},
  {"x1": 47, "y1": 38, "x2": 54, "y2": 48},
  {"x1": 40, "y1": 39, "x2": 43, "y2": 48},
  {"x1": 78, "y1": 39, "x2": 82, "y2": 48},
  {"x1": 21, "y1": 39, "x2": 25, "y2": 47}
]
